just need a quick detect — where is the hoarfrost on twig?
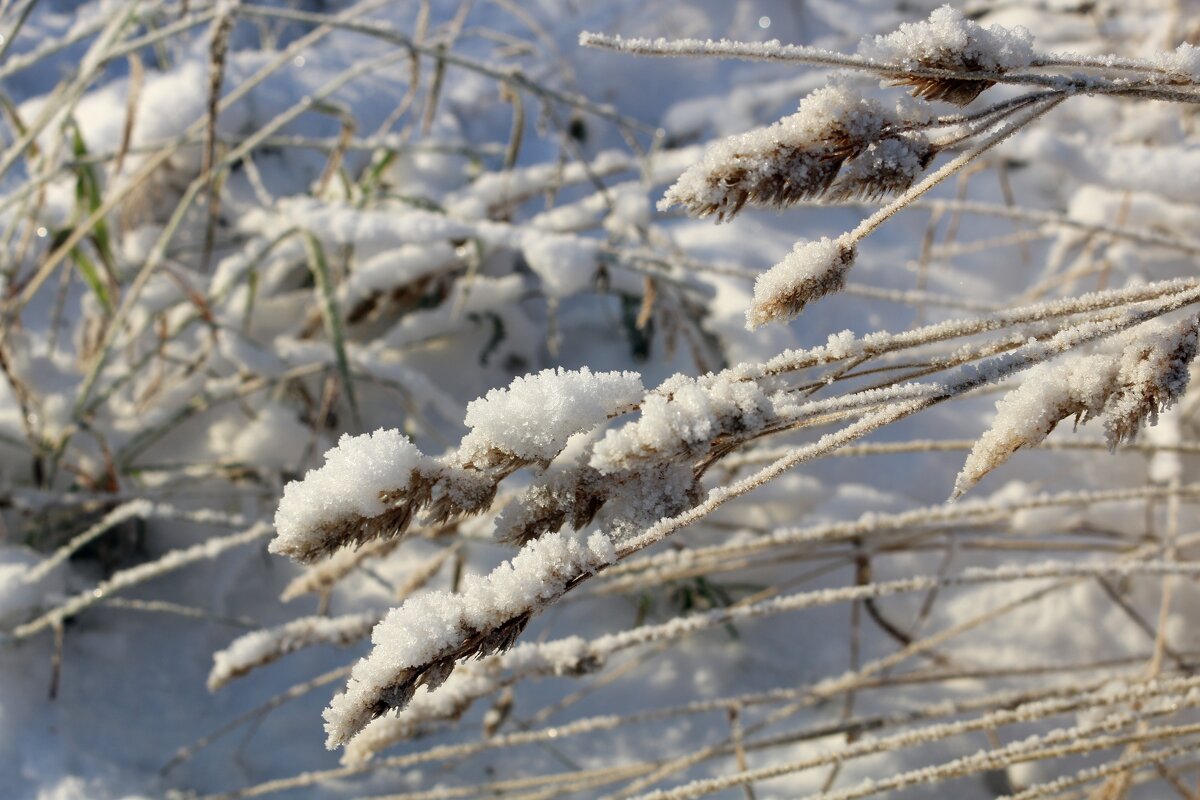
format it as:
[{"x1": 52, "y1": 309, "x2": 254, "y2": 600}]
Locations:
[{"x1": 208, "y1": 611, "x2": 380, "y2": 691}]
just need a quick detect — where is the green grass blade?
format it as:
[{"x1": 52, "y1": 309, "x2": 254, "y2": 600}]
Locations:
[{"x1": 302, "y1": 232, "x2": 361, "y2": 430}]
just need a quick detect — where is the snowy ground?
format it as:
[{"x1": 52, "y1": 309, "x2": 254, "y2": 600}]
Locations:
[{"x1": 2, "y1": 1, "x2": 1200, "y2": 798}]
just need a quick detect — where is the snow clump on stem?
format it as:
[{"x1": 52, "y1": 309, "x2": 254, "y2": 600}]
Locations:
[
  {"x1": 457, "y1": 367, "x2": 644, "y2": 467},
  {"x1": 271, "y1": 429, "x2": 437, "y2": 563},
  {"x1": 858, "y1": 5, "x2": 1035, "y2": 105},
  {"x1": 659, "y1": 85, "x2": 895, "y2": 221},
  {"x1": 746, "y1": 236, "x2": 857, "y2": 329}
]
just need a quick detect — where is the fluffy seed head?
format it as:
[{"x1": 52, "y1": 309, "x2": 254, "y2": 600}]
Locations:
[
  {"x1": 858, "y1": 5, "x2": 1035, "y2": 105},
  {"x1": 746, "y1": 236, "x2": 857, "y2": 329},
  {"x1": 660, "y1": 86, "x2": 893, "y2": 222},
  {"x1": 828, "y1": 135, "x2": 937, "y2": 202}
]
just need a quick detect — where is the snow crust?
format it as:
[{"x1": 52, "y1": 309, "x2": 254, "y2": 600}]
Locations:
[{"x1": 0, "y1": 548, "x2": 63, "y2": 628}]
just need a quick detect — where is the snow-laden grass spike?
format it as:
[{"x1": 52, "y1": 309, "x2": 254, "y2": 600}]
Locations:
[
  {"x1": 271, "y1": 369, "x2": 645, "y2": 564},
  {"x1": 455, "y1": 367, "x2": 644, "y2": 469},
  {"x1": 952, "y1": 316, "x2": 1200, "y2": 499},
  {"x1": 745, "y1": 236, "x2": 856, "y2": 329},
  {"x1": 659, "y1": 86, "x2": 896, "y2": 222},
  {"x1": 342, "y1": 636, "x2": 600, "y2": 764},
  {"x1": 322, "y1": 530, "x2": 616, "y2": 749},
  {"x1": 827, "y1": 134, "x2": 938, "y2": 202},
  {"x1": 492, "y1": 464, "x2": 607, "y2": 546},
  {"x1": 271, "y1": 429, "x2": 439, "y2": 564},
  {"x1": 1103, "y1": 317, "x2": 1200, "y2": 448},
  {"x1": 858, "y1": 5, "x2": 1036, "y2": 106}
]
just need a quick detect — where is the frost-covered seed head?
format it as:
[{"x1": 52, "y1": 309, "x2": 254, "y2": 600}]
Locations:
[
  {"x1": 828, "y1": 134, "x2": 937, "y2": 202},
  {"x1": 858, "y1": 5, "x2": 1036, "y2": 105},
  {"x1": 952, "y1": 317, "x2": 1200, "y2": 499},
  {"x1": 457, "y1": 367, "x2": 644, "y2": 468},
  {"x1": 342, "y1": 636, "x2": 599, "y2": 763},
  {"x1": 746, "y1": 237, "x2": 857, "y2": 329},
  {"x1": 591, "y1": 372, "x2": 777, "y2": 473},
  {"x1": 1103, "y1": 317, "x2": 1200, "y2": 448},
  {"x1": 323, "y1": 531, "x2": 616, "y2": 749},
  {"x1": 492, "y1": 466, "x2": 607, "y2": 545},
  {"x1": 271, "y1": 430, "x2": 435, "y2": 563},
  {"x1": 951, "y1": 358, "x2": 1112, "y2": 500},
  {"x1": 423, "y1": 467, "x2": 501, "y2": 526},
  {"x1": 660, "y1": 86, "x2": 894, "y2": 222}
]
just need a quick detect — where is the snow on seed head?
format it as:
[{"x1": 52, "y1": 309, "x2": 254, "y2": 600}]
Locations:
[
  {"x1": 829, "y1": 134, "x2": 937, "y2": 202},
  {"x1": 858, "y1": 5, "x2": 1035, "y2": 105},
  {"x1": 1103, "y1": 317, "x2": 1200, "y2": 449},
  {"x1": 952, "y1": 318, "x2": 1200, "y2": 499},
  {"x1": 746, "y1": 236, "x2": 857, "y2": 329},
  {"x1": 659, "y1": 85, "x2": 894, "y2": 221},
  {"x1": 323, "y1": 530, "x2": 616, "y2": 749},
  {"x1": 271, "y1": 429, "x2": 432, "y2": 563},
  {"x1": 457, "y1": 367, "x2": 645, "y2": 467}
]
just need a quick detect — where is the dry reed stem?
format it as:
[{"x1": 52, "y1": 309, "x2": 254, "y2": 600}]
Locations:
[{"x1": 10, "y1": 522, "x2": 272, "y2": 639}]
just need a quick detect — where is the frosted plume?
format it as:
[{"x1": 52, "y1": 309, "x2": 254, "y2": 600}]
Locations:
[{"x1": 660, "y1": 85, "x2": 894, "y2": 221}]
